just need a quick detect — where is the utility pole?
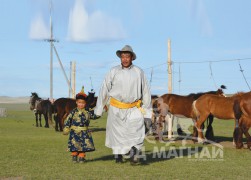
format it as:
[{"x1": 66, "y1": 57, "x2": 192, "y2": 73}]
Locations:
[
  {"x1": 45, "y1": 0, "x2": 72, "y2": 99},
  {"x1": 46, "y1": 0, "x2": 57, "y2": 100},
  {"x1": 71, "y1": 61, "x2": 76, "y2": 98},
  {"x1": 167, "y1": 39, "x2": 173, "y2": 139},
  {"x1": 69, "y1": 61, "x2": 72, "y2": 98},
  {"x1": 167, "y1": 39, "x2": 172, "y2": 93}
]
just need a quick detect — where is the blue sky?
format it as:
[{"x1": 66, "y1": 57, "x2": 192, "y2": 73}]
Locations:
[{"x1": 1, "y1": 0, "x2": 251, "y2": 98}]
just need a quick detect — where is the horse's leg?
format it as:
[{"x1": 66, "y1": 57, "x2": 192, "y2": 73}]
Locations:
[
  {"x1": 176, "y1": 117, "x2": 185, "y2": 136},
  {"x1": 54, "y1": 114, "x2": 59, "y2": 131},
  {"x1": 233, "y1": 127, "x2": 244, "y2": 149},
  {"x1": 59, "y1": 113, "x2": 69, "y2": 132},
  {"x1": 195, "y1": 115, "x2": 208, "y2": 144},
  {"x1": 156, "y1": 116, "x2": 164, "y2": 141},
  {"x1": 48, "y1": 105, "x2": 54, "y2": 128},
  {"x1": 35, "y1": 113, "x2": 39, "y2": 127},
  {"x1": 39, "y1": 114, "x2": 42, "y2": 127},
  {"x1": 240, "y1": 118, "x2": 251, "y2": 149},
  {"x1": 44, "y1": 113, "x2": 49, "y2": 128},
  {"x1": 205, "y1": 115, "x2": 215, "y2": 141},
  {"x1": 192, "y1": 119, "x2": 198, "y2": 143}
]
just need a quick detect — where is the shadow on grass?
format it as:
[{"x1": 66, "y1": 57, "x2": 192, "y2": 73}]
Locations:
[
  {"x1": 212, "y1": 136, "x2": 233, "y2": 143},
  {"x1": 140, "y1": 146, "x2": 203, "y2": 165},
  {"x1": 89, "y1": 147, "x2": 203, "y2": 165}
]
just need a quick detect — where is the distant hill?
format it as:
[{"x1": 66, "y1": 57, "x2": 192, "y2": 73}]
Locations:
[{"x1": 0, "y1": 96, "x2": 30, "y2": 104}]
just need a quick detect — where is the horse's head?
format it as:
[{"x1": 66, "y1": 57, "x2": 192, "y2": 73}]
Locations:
[
  {"x1": 29, "y1": 92, "x2": 39, "y2": 110},
  {"x1": 216, "y1": 89, "x2": 226, "y2": 97},
  {"x1": 217, "y1": 85, "x2": 227, "y2": 97},
  {"x1": 153, "y1": 95, "x2": 169, "y2": 117},
  {"x1": 85, "y1": 92, "x2": 96, "y2": 111}
]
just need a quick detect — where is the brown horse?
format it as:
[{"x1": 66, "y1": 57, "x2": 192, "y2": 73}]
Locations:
[
  {"x1": 155, "y1": 86, "x2": 226, "y2": 140},
  {"x1": 192, "y1": 92, "x2": 246, "y2": 145},
  {"x1": 53, "y1": 92, "x2": 101, "y2": 131},
  {"x1": 233, "y1": 91, "x2": 251, "y2": 149},
  {"x1": 53, "y1": 98, "x2": 76, "y2": 131}
]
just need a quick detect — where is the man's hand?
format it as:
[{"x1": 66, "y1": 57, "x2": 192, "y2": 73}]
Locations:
[{"x1": 91, "y1": 114, "x2": 101, "y2": 120}]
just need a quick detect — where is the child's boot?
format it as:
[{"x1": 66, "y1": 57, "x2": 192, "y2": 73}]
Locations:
[
  {"x1": 78, "y1": 152, "x2": 86, "y2": 163},
  {"x1": 72, "y1": 156, "x2": 78, "y2": 163}
]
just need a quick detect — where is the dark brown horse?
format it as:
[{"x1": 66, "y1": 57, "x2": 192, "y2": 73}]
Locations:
[
  {"x1": 155, "y1": 86, "x2": 226, "y2": 140},
  {"x1": 233, "y1": 91, "x2": 251, "y2": 149},
  {"x1": 53, "y1": 98, "x2": 76, "y2": 131},
  {"x1": 29, "y1": 92, "x2": 54, "y2": 128},
  {"x1": 53, "y1": 91, "x2": 99, "y2": 131},
  {"x1": 192, "y1": 92, "x2": 246, "y2": 145}
]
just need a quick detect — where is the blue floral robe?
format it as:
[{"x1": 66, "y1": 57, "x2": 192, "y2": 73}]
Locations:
[{"x1": 64, "y1": 108, "x2": 95, "y2": 152}]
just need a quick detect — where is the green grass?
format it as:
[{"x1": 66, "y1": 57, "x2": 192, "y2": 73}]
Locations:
[{"x1": 0, "y1": 103, "x2": 251, "y2": 179}]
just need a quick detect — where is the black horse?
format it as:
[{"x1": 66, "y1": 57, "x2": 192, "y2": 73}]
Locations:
[{"x1": 29, "y1": 92, "x2": 54, "y2": 128}]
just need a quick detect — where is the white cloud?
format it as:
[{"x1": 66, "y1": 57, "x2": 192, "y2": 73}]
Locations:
[
  {"x1": 29, "y1": 13, "x2": 50, "y2": 40},
  {"x1": 67, "y1": 0, "x2": 126, "y2": 42}
]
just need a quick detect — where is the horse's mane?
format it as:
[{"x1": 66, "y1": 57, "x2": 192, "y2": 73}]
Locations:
[
  {"x1": 187, "y1": 85, "x2": 226, "y2": 99},
  {"x1": 31, "y1": 92, "x2": 39, "y2": 98},
  {"x1": 187, "y1": 91, "x2": 218, "y2": 99}
]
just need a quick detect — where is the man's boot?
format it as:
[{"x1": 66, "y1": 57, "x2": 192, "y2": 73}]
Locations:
[
  {"x1": 130, "y1": 147, "x2": 140, "y2": 165},
  {"x1": 115, "y1": 154, "x2": 123, "y2": 163}
]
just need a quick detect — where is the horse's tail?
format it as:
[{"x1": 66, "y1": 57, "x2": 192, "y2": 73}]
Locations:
[
  {"x1": 233, "y1": 100, "x2": 242, "y2": 120},
  {"x1": 233, "y1": 99, "x2": 242, "y2": 147}
]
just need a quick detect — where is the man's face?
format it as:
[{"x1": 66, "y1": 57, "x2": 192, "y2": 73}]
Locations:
[{"x1": 120, "y1": 52, "x2": 133, "y2": 68}]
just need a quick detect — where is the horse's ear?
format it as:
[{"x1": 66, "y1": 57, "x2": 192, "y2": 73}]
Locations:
[{"x1": 220, "y1": 85, "x2": 227, "y2": 89}]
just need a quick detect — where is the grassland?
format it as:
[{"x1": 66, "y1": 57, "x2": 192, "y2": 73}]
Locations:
[{"x1": 0, "y1": 103, "x2": 251, "y2": 180}]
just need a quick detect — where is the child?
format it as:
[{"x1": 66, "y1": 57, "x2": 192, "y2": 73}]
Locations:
[{"x1": 63, "y1": 87, "x2": 95, "y2": 163}]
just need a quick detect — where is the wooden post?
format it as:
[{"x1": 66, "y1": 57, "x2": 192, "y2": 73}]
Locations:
[
  {"x1": 72, "y1": 61, "x2": 76, "y2": 98},
  {"x1": 167, "y1": 39, "x2": 173, "y2": 139},
  {"x1": 69, "y1": 61, "x2": 72, "y2": 98}
]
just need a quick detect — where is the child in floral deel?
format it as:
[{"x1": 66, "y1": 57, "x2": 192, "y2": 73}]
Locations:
[{"x1": 63, "y1": 87, "x2": 95, "y2": 163}]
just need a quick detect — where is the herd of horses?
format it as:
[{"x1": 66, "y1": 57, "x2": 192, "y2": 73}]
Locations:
[
  {"x1": 29, "y1": 85, "x2": 251, "y2": 150},
  {"x1": 29, "y1": 91, "x2": 97, "y2": 131}
]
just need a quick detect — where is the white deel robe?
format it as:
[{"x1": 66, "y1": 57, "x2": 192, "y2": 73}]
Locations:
[{"x1": 94, "y1": 64, "x2": 152, "y2": 154}]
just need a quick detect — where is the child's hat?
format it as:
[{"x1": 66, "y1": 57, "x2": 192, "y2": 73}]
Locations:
[{"x1": 76, "y1": 86, "x2": 87, "y2": 100}]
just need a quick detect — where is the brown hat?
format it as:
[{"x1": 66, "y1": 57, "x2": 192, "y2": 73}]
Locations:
[{"x1": 116, "y1": 45, "x2": 136, "y2": 60}]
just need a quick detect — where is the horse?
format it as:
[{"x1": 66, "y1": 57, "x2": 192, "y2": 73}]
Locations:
[
  {"x1": 53, "y1": 91, "x2": 99, "y2": 131},
  {"x1": 53, "y1": 98, "x2": 76, "y2": 131},
  {"x1": 192, "y1": 92, "x2": 246, "y2": 145},
  {"x1": 29, "y1": 92, "x2": 54, "y2": 128},
  {"x1": 155, "y1": 85, "x2": 226, "y2": 141},
  {"x1": 233, "y1": 91, "x2": 251, "y2": 149}
]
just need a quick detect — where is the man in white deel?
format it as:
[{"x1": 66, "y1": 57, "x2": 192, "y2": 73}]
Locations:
[{"x1": 94, "y1": 45, "x2": 152, "y2": 165}]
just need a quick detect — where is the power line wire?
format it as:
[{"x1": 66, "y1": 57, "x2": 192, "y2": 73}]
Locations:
[{"x1": 238, "y1": 60, "x2": 251, "y2": 90}]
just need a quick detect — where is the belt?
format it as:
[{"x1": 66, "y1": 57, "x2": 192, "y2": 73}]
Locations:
[
  {"x1": 71, "y1": 126, "x2": 88, "y2": 131},
  {"x1": 110, "y1": 97, "x2": 145, "y2": 114}
]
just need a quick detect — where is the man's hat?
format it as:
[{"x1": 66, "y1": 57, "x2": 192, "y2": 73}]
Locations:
[
  {"x1": 76, "y1": 86, "x2": 87, "y2": 100},
  {"x1": 116, "y1": 45, "x2": 136, "y2": 60}
]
